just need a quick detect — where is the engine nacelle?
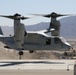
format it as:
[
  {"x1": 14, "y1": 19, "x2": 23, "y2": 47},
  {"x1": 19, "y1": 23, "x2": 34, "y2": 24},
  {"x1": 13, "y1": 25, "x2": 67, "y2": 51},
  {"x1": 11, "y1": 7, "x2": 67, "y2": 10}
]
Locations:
[
  {"x1": 14, "y1": 22, "x2": 27, "y2": 50},
  {"x1": 50, "y1": 20, "x2": 61, "y2": 36}
]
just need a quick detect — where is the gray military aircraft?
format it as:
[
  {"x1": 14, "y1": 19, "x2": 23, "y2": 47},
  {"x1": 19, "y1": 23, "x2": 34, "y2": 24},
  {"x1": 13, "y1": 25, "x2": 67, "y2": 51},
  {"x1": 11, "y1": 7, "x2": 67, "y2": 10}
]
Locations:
[{"x1": 0, "y1": 13, "x2": 72, "y2": 59}]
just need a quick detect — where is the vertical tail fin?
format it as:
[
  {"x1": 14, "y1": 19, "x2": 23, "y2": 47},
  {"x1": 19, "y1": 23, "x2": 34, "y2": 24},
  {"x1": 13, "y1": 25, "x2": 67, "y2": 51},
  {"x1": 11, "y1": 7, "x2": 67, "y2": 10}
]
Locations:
[{"x1": 0, "y1": 27, "x2": 3, "y2": 35}]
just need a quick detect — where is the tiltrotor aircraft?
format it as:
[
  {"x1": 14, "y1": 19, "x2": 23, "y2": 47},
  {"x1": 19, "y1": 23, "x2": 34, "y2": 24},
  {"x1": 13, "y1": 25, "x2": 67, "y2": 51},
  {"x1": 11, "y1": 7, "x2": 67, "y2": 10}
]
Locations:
[{"x1": 0, "y1": 12, "x2": 72, "y2": 59}]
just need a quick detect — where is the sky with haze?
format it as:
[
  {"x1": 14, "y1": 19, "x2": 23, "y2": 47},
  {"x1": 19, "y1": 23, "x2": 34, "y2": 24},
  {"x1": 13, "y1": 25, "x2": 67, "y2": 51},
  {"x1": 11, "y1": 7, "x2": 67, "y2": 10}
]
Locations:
[{"x1": 0, "y1": 0, "x2": 76, "y2": 26}]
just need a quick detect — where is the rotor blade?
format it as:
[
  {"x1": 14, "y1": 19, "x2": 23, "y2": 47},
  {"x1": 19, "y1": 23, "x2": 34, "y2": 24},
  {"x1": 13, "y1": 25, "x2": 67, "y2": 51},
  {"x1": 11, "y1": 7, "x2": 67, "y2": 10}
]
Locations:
[
  {"x1": 30, "y1": 12, "x2": 75, "y2": 18},
  {"x1": 21, "y1": 16, "x2": 31, "y2": 20},
  {"x1": 30, "y1": 14, "x2": 51, "y2": 18},
  {"x1": 0, "y1": 15, "x2": 32, "y2": 20},
  {"x1": 31, "y1": 14, "x2": 67, "y2": 18},
  {"x1": 0, "y1": 15, "x2": 15, "y2": 19}
]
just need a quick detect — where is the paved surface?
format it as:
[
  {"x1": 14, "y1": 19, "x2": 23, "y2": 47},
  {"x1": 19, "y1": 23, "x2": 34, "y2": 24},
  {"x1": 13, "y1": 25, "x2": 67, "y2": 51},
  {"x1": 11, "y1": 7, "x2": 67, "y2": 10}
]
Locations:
[
  {"x1": 0, "y1": 60, "x2": 75, "y2": 70},
  {"x1": 0, "y1": 70, "x2": 73, "y2": 75},
  {"x1": 0, "y1": 59, "x2": 75, "y2": 75}
]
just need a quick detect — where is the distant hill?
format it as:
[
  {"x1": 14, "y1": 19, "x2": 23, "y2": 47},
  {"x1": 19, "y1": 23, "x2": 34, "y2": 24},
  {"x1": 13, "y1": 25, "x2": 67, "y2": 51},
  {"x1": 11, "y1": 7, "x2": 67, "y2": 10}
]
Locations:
[
  {"x1": 1, "y1": 16, "x2": 76, "y2": 39},
  {"x1": 60, "y1": 16, "x2": 76, "y2": 38}
]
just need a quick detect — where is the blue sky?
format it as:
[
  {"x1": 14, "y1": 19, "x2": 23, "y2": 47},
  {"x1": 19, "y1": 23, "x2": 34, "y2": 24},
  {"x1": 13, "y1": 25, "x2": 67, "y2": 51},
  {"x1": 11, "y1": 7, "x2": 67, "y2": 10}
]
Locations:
[{"x1": 0, "y1": 0, "x2": 76, "y2": 26}]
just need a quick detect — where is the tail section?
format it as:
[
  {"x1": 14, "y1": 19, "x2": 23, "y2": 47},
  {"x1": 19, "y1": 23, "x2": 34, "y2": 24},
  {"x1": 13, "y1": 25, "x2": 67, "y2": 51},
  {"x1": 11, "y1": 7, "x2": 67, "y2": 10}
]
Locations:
[{"x1": 0, "y1": 27, "x2": 3, "y2": 35}]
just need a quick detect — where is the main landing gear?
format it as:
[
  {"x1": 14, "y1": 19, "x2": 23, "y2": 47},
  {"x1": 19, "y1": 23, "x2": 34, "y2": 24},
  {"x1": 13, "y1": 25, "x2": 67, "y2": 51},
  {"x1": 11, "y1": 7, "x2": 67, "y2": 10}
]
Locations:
[{"x1": 18, "y1": 51, "x2": 24, "y2": 59}]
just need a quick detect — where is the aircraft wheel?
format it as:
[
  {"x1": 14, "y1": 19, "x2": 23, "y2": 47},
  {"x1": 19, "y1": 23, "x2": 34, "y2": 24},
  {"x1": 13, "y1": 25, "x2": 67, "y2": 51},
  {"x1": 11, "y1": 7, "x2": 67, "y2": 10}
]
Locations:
[
  {"x1": 19, "y1": 51, "x2": 23, "y2": 55},
  {"x1": 18, "y1": 51, "x2": 24, "y2": 59},
  {"x1": 64, "y1": 51, "x2": 68, "y2": 56},
  {"x1": 29, "y1": 50, "x2": 34, "y2": 53}
]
